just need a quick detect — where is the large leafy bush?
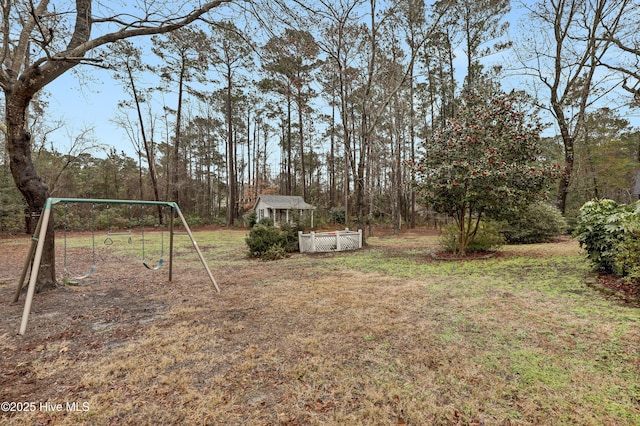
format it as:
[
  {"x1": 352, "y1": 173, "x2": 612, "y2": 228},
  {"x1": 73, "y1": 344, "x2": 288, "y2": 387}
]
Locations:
[
  {"x1": 612, "y1": 236, "x2": 640, "y2": 281},
  {"x1": 573, "y1": 199, "x2": 640, "y2": 274},
  {"x1": 501, "y1": 202, "x2": 567, "y2": 244}
]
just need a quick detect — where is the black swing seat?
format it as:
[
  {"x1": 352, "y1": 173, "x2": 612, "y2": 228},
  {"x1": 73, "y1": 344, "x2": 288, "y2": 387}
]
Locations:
[{"x1": 143, "y1": 258, "x2": 164, "y2": 270}]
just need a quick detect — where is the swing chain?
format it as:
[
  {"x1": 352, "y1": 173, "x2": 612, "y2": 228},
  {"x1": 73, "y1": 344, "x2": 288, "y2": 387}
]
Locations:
[
  {"x1": 141, "y1": 205, "x2": 165, "y2": 270},
  {"x1": 62, "y1": 202, "x2": 96, "y2": 281},
  {"x1": 104, "y1": 204, "x2": 132, "y2": 245},
  {"x1": 63, "y1": 202, "x2": 69, "y2": 276}
]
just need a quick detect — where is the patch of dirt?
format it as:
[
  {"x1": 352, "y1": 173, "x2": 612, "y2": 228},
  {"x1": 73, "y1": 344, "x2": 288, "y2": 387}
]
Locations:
[
  {"x1": 589, "y1": 273, "x2": 640, "y2": 306},
  {"x1": 0, "y1": 237, "x2": 180, "y2": 403}
]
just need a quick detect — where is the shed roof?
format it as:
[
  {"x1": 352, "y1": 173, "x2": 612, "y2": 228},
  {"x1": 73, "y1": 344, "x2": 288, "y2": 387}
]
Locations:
[{"x1": 254, "y1": 195, "x2": 315, "y2": 210}]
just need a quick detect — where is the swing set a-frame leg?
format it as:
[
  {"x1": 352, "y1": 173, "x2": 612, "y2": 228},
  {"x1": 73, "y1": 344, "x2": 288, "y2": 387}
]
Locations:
[
  {"x1": 173, "y1": 208, "x2": 220, "y2": 293},
  {"x1": 18, "y1": 206, "x2": 52, "y2": 335},
  {"x1": 13, "y1": 212, "x2": 44, "y2": 303}
]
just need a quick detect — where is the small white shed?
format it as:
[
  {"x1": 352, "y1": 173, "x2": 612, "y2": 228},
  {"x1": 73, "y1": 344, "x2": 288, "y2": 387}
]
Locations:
[{"x1": 253, "y1": 195, "x2": 315, "y2": 227}]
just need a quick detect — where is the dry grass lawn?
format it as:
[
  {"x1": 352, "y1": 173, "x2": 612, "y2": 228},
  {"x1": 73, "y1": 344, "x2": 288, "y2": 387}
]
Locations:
[{"x1": 1, "y1": 228, "x2": 639, "y2": 425}]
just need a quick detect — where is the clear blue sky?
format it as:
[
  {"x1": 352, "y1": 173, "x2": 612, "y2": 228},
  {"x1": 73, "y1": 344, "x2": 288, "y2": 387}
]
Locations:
[{"x1": 47, "y1": 66, "x2": 138, "y2": 158}]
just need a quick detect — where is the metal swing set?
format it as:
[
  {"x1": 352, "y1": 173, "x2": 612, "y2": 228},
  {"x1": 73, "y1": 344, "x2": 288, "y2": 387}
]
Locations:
[
  {"x1": 14, "y1": 198, "x2": 220, "y2": 335},
  {"x1": 61, "y1": 202, "x2": 165, "y2": 279}
]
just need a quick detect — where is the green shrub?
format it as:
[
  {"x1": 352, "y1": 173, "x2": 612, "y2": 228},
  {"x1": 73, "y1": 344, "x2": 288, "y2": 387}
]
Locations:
[
  {"x1": 0, "y1": 203, "x2": 24, "y2": 233},
  {"x1": 467, "y1": 221, "x2": 505, "y2": 252},
  {"x1": 261, "y1": 244, "x2": 289, "y2": 261},
  {"x1": 438, "y1": 227, "x2": 456, "y2": 253},
  {"x1": 245, "y1": 223, "x2": 287, "y2": 259},
  {"x1": 573, "y1": 199, "x2": 638, "y2": 273},
  {"x1": 245, "y1": 219, "x2": 304, "y2": 260},
  {"x1": 278, "y1": 222, "x2": 302, "y2": 252},
  {"x1": 244, "y1": 211, "x2": 258, "y2": 228},
  {"x1": 612, "y1": 234, "x2": 640, "y2": 281},
  {"x1": 501, "y1": 202, "x2": 567, "y2": 244},
  {"x1": 258, "y1": 217, "x2": 274, "y2": 227},
  {"x1": 182, "y1": 212, "x2": 203, "y2": 228},
  {"x1": 439, "y1": 221, "x2": 504, "y2": 254},
  {"x1": 330, "y1": 206, "x2": 346, "y2": 224}
]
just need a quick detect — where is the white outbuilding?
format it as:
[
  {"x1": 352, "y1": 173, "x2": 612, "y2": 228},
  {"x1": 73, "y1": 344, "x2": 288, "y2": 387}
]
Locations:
[{"x1": 253, "y1": 194, "x2": 315, "y2": 227}]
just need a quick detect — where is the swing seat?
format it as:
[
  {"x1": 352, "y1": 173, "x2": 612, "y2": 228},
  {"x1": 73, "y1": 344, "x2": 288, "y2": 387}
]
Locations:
[
  {"x1": 143, "y1": 258, "x2": 164, "y2": 270},
  {"x1": 73, "y1": 266, "x2": 95, "y2": 280},
  {"x1": 105, "y1": 230, "x2": 133, "y2": 245},
  {"x1": 107, "y1": 230, "x2": 131, "y2": 236}
]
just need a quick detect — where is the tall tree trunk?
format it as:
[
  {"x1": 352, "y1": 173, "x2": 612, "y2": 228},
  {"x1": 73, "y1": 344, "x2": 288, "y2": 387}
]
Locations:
[
  {"x1": 556, "y1": 142, "x2": 574, "y2": 214},
  {"x1": 552, "y1": 103, "x2": 574, "y2": 215},
  {"x1": 252, "y1": 114, "x2": 258, "y2": 200},
  {"x1": 355, "y1": 131, "x2": 367, "y2": 233},
  {"x1": 395, "y1": 123, "x2": 403, "y2": 233},
  {"x1": 247, "y1": 109, "x2": 251, "y2": 198},
  {"x1": 340, "y1": 86, "x2": 352, "y2": 226},
  {"x1": 172, "y1": 61, "x2": 186, "y2": 205},
  {"x1": 329, "y1": 98, "x2": 336, "y2": 208},
  {"x1": 206, "y1": 133, "x2": 212, "y2": 220},
  {"x1": 297, "y1": 87, "x2": 306, "y2": 200},
  {"x1": 263, "y1": 126, "x2": 268, "y2": 193},
  {"x1": 225, "y1": 72, "x2": 236, "y2": 226},
  {"x1": 5, "y1": 92, "x2": 56, "y2": 290},
  {"x1": 409, "y1": 58, "x2": 416, "y2": 229},
  {"x1": 255, "y1": 123, "x2": 259, "y2": 200},
  {"x1": 125, "y1": 61, "x2": 162, "y2": 222},
  {"x1": 286, "y1": 94, "x2": 293, "y2": 195},
  {"x1": 354, "y1": 0, "x2": 377, "y2": 239}
]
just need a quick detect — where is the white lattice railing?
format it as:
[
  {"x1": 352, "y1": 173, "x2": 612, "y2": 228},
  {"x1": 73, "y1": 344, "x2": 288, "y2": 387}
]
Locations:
[{"x1": 298, "y1": 229, "x2": 363, "y2": 253}]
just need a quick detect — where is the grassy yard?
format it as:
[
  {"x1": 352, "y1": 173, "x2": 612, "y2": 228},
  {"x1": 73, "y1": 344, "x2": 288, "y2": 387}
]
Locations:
[{"x1": 0, "y1": 228, "x2": 639, "y2": 425}]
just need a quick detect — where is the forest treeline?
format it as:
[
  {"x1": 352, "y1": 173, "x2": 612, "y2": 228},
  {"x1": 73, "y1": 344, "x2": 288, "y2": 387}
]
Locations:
[{"x1": 2, "y1": 0, "x2": 640, "y2": 234}]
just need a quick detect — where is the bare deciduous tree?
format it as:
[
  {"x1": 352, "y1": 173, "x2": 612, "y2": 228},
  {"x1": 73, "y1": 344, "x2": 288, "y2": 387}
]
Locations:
[{"x1": 512, "y1": 0, "x2": 629, "y2": 214}]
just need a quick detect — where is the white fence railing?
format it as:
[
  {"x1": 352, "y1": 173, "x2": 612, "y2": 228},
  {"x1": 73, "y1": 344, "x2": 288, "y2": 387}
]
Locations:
[{"x1": 298, "y1": 229, "x2": 363, "y2": 253}]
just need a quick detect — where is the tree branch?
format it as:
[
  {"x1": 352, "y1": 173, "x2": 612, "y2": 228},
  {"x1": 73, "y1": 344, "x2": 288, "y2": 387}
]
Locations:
[{"x1": 16, "y1": 0, "x2": 235, "y2": 96}]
